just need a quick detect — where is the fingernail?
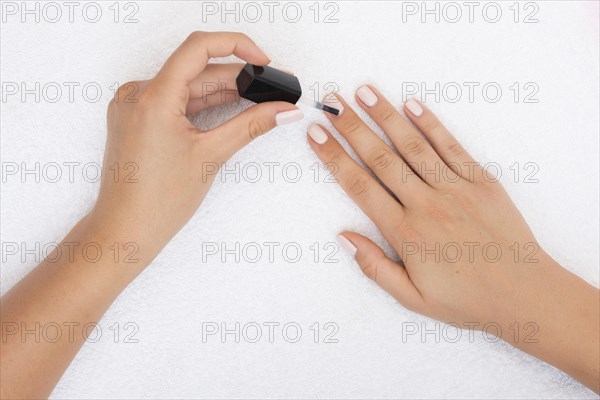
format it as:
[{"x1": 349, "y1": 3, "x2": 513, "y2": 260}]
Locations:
[
  {"x1": 337, "y1": 234, "x2": 357, "y2": 256},
  {"x1": 405, "y1": 98, "x2": 423, "y2": 117},
  {"x1": 276, "y1": 109, "x2": 304, "y2": 126},
  {"x1": 357, "y1": 85, "x2": 378, "y2": 107},
  {"x1": 276, "y1": 66, "x2": 294, "y2": 75},
  {"x1": 259, "y1": 46, "x2": 271, "y2": 62},
  {"x1": 308, "y1": 124, "x2": 328, "y2": 145},
  {"x1": 323, "y1": 93, "x2": 344, "y2": 116},
  {"x1": 267, "y1": 62, "x2": 294, "y2": 75}
]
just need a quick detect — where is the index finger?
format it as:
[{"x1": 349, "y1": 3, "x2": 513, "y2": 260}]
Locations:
[{"x1": 154, "y1": 31, "x2": 270, "y2": 95}]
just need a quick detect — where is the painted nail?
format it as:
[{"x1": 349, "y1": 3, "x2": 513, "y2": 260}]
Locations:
[
  {"x1": 276, "y1": 109, "x2": 304, "y2": 126},
  {"x1": 405, "y1": 98, "x2": 423, "y2": 117},
  {"x1": 308, "y1": 124, "x2": 328, "y2": 145},
  {"x1": 323, "y1": 93, "x2": 344, "y2": 116},
  {"x1": 357, "y1": 85, "x2": 378, "y2": 107},
  {"x1": 337, "y1": 234, "x2": 357, "y2": 256}
]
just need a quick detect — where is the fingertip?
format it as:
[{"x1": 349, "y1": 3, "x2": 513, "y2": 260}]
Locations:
[
  {"x1": 252, "y1": 42, "x2": 271, "y2": 65},
  {"x1": 356, "y1": 84, "x2": 379, "y2": 107},
  {"x1": 404, "y1": 97, "x2": 424, "y2": 118},
  {"x1": 307, "y1": 124, "x2": 329, "y2": 145},
  {"x1": 338, "y1": 231, "x2": 381, "y2": 258},
  {"x1": 234, "y1": 32, "x2": 271, "y2": 65},
  {"x1": 257, "y1": 53, "x2": 271, "y2": 66},
  {"x1": 337, "y1": 233, "x2": 358, "y2": 257}
]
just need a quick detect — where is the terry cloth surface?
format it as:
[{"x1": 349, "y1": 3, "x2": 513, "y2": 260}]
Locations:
[{"x1": 1, "y1": 1, "x2": 598, "y2": 399}]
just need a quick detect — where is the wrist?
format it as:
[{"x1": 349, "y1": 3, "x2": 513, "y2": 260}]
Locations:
[
  {"x1": 497, "y1": 254, "x2": 599, "y2": 392},
  {"x1": 73, "y1": 211, "x2": 155, "y2": 271}
]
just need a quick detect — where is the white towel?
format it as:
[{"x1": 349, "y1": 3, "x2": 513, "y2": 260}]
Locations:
[{"x1": 1, "y1": 1, "x2": 598, "y2": 398}]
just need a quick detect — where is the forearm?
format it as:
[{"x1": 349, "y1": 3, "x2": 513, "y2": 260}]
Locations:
[
  {"x1": 501, "y1": 258, "x2": 600, "y2": 393},
  {"x1": 0, "y1": 215, "x2": 149, "y2": 399}
]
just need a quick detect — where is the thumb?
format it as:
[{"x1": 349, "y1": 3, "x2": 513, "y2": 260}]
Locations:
[
  {"x1": 337, "y1": 232, "x2": 424, "y2": 313},
  {"x1": 208, "y1": 102, "x2": 303, "y2": 160}
]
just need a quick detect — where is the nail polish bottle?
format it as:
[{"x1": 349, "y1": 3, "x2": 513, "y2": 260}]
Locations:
[{"x1": 236, "y1": 63, "x2": 339, "y2": 116}]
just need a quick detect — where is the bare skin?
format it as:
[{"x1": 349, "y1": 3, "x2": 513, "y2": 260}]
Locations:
[{"x1": 1, "y1": 31, "x2": 598, "y2": 398}]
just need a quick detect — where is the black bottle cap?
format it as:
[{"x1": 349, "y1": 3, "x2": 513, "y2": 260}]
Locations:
[{"x1": 236, "y1": 63, "x2": 302, "y2": 105}]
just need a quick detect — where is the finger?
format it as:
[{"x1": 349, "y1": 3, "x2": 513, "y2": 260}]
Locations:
[
  {"x1": 186, "y1": 93, "x2": 239, "y2": 114},
  {"x1": 155, "y1": 31, "x2": 270, "y2": 99},
  {"x1": 125, "y1": 66, "x2": 243, "y2": 114},
  {"x1": 185, "y1": 63, "x2": 244, "y2": 113},
  {"x1": 207, "y1": 102, "x2": 302, "y2": 161},
  {"x1": 186, "y1": 64, "x2": 295, "y2": 114},
  {"x1": 354, "y1": 85, "x2": 461, "y2": 188},
  {"x1": 307, "y1": 124, "x2": 406, "y2": 239},
  {"x1": 322, "y1": 93, "x2": 430, "y2": 206},
  {"x1": 188, "y1": 63, "x2": 243, "y2": 98},
  {"x1": 404, "y1": 98, "x2": 481, "y2": 183},
  {"x1": 338, "y1": 232, "x2": 423, "y2": 312}
]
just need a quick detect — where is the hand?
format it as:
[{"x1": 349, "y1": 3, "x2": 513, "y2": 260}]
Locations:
[
  {"x1": 307, "y1": 86, "x2": 599, "y2": 392},
  {"x1": 89, "y1": 31, "x2": 303, "y2": 265},
  {"x1": 0, "y1": 32, "x2": 305, "y2": 399}
]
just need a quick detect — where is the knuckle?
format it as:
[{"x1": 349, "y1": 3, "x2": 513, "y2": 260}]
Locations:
[
  {"x1": 348, "y1": 174, "x2": 371, "y2": 196},
  {"x1": 324, "y1": 149, "x2": 348, "y2": 176},
  {"x1": 478, "y1": 177, "x2": 504, "y2": 196},
  {"x1": 326, "y1": 149, "x2": 343, "y2": 167},
  {"x1": 444, "y1": 140, "x2": 464, "y2": 158},
  {"x1": 376, "y1": 107, "x2": 399, "y2": 125},
  {"x1": 420, "y1": 116, "x2": 441, "y2": 133},
  {"x1": 360, "y1": 259, "x2": 380, "y2": 282},
  {"x1": 369, "y1": 148, "x2": 395, "y2": 172},
  {"x1": 394, "y1": 220, "x2": 422, "y2": 245},
  {"x1": 441, "y1": 191, "x2": 457, "y2": 203},
  {"x1": 424, "y1": 204, "x2": 451, "y2": 224},
  {"x1": 234, "y1": 31, "x2": 250, "y2": 42},
  {"x1": 247, "y1": 118, "x2": 271, "y2": 140},
  {"x1": 109, "y1": 81, "x2": 146, "y2": 114},
  {"x1": 402, "y1": 137, "x2": 427, "y2": 157},
  {"x1": 113, "y1": 81, "x2": 138, "y2": 102},
  {"x1": 341, "y1": 119, "x2": 364, "y2": 137},
  {"x1": 187, "y1": 31, "x2": 206, "y2": 42}
]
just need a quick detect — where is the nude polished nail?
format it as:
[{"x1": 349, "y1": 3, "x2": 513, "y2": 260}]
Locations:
[
  {"x1": 308, "y1": 124, "x2": 328, "y2": 144},
  {"x1": 357, "y1": 85, "x2": 378, "y2": 107},
  {"x1": 337, "y1": 234, "x2": 357, "y2": 256},
  {"x1": 275, "y1": 109, "x2": 304, "y2": 125},
  {"x1": 405, "y1": 98, "x2": 423, "y2": 117}
]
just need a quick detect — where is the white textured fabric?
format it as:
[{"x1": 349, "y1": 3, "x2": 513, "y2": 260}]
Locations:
[{"x1": 1, "y1": 1, "x2": 598, "y2": 399}]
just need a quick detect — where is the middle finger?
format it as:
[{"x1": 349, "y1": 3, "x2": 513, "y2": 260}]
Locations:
[{"x1": 324, "y1": 93, "x2": 431, "y2": 207}]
